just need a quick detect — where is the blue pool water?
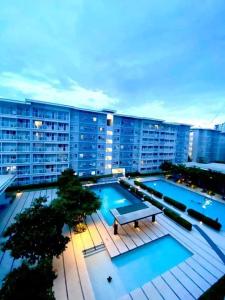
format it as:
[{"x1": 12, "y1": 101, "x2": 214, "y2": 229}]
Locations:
[
  {"x1": 145, "y1": 180, "x2": 225, "y2": 229},
  {"x1": 85, "y1": 235, "x2": 192, "y2": 299},
  {"x1": 91, "y1": 183, "x2": 139, "y2": 225}
]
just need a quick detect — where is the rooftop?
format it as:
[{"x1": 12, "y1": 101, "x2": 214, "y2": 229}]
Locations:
[{"x1": 0, "y1": 97, "x2": 191, "y2": 127}]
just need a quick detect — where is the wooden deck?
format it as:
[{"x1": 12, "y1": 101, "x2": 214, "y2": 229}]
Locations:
[{"x1": 0, "y1": 188, "x2": 225, "y2": 300}]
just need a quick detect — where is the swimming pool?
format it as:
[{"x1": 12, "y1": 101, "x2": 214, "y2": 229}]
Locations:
[
  {"x1": 91, "y1": 183, "x2": 140, "y2": 225},
  {"x1": 85, "y1": 235, "x2": 192, "y2": 300},
  {"x1": 145, "y1": 179, "x2": 225, "y2": 229}
]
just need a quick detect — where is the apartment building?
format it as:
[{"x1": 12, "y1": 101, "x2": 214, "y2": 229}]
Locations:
[
  {"x1": 215, "y1": 122, "x2": 225, "y2": 133},
  {"x1": 0, "y1": 98, "x2": 190, "y2": 186},
  {"x1": 189, "y1": 128, "x2": 225, "y2": 163}
]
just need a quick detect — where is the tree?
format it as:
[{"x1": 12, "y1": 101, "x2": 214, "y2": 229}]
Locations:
[
  {"x1": 0, "y1": 260, "x2": 56, "y2": 300},
  {"x1": 160, "y1": 161, "x2": 174, "y2": 172},
  {"x1": 57, "y1": 168, "x2": 81, "y2": 197},
  {"x1": 1, "y1": 197, "x2": 69, "y2": 264},
  {"x1": 52, "y1": 183, "x2": 101, "y2": 228}
]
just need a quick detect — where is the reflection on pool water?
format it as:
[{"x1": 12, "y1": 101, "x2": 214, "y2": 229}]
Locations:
[
  {"x1": 85, "y1": 235, "x2": 193, "y2": 300},
  {"x1": 91, "y1": 183, "x2": 139, "y2": 225},
  {"x1": 145, "y1": 179, "x2": 225, "y2": 229}
]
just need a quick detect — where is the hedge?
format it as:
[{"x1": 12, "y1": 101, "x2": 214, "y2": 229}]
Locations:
[
  {"x1": 126, "y1": 171, "x2": 162, "y2": 178},
  {"x1": 163, "y1": 196, "x2": 186, "y2": 212},
  {"x1": 187, "y1": 209, "x2": 222, "y2": 231},
  {"x1": 134, "y1": 181, "x2": 164, "y2": 199},
  {"x1": 164, "y1": 208, "x2": 192, "y2": 231},
  {"x1": 6, "y1": 181, "x2": 58, "y2": 192},
  {"x1": 119, "y1": 179, "x2": 131, "y2": 189},
  {"x1": 144, "y1": 195, "x2": 164, "y2": 210}
]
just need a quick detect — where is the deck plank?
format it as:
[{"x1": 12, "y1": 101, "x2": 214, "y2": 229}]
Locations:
[
  {"x1": 96, "y1": 211, "x2": 130, "y2": 253},
  {"x1": 142, "y1": 281, "x2": 164, "y2": 300},
  {"x1": 71, "y1": 232, "x2": 95, "y2": 300},
  {"x1": 152, "y1": 276, "x2": 179, "y2": 300},
  {"x1": 178, "y1": 262, "x2": 210, "y2": 291},
  {"x1": 53, "y1": 256, "x2": 68, "y2": 300},
  {"x1": 62, "y1": 227, "x2": 84, "y2": 300},
  {"x1": 186, "y1": 257, "x2": 217, "y2": 285},
  {"x1": 122, "y1": 224, "x2": 145, "y2": 247},
  {"x1": 91, "y1": 213, "x2": 119, "y2": 257},
  {"x1": 162, "y1": 271, "x2": 195, "y2": 300},
  {"x1": 130, "y1": 288, "x2": 148, "y2": 300},
  {"x1": 170, "y1": 266, "x2": 203, "y2": 298},
  {"x1": 85, "y1": 215, "x2": 103, "y2": 247}
]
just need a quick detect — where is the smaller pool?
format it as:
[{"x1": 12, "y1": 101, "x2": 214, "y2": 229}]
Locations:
[
  {"x1": 91, "y1": 183, "x2": 139, "y2": 225},
  {"x1": 85, "y1": 235, "x2": 192, "y2": 300}
]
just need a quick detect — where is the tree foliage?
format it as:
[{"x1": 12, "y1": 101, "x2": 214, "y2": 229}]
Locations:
[
  {"x1": 52, "y1": 168, "x2": 101, "y2": 228},
  {"x1": 0, "y1": 260, "x2": 56, "y2": 300},
  {"x1": 1, "y1": 197, "x2": 69, "y2": 264},
  {"x1": 57, "y1": 168, "x2": 81, "y2": 196},
  {"x1": 160, "y1": 161, "x2": 225, "y2": 195}
]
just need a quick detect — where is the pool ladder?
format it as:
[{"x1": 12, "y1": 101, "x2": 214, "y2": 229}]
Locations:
[{"x1": 83, "y1": 243, "x2": 105, "y2": 257}]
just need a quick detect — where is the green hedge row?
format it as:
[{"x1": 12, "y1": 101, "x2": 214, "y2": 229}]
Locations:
[
  {"x1": 126, "y1": 171, "x2": 162, "y2": 178},
  {"x1": 187, "y1": 209, "x2": 222, "y2": 231},
  {"x1": 134, "y1": 181, "x2": 163, "y2": 199},
  {"x1": 119, "y1": 179, "x2": 131, "y2": 189},
  {"x1": 6, "y1": 181, "x2": 58, "y2": 192},
  {"x1": 120, "y1": 180, "x2": 143, "y2": 198},
  {"x1": 164, "y1": 208, "x2": 192, "y2": 231},
  {"x1": 164, "y1": 196, "x2": 186, "y2": 212},
  {"x1": 144, "y1": 195, "x2": 164, "y2": 210}
]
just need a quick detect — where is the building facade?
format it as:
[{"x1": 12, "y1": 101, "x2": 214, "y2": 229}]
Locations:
[
  {"x1": 189, "y1": 128, "x2": 225, "y2": 163},
  {"x1": 215, "y1": 122, "x2": 225, "y2": 133},
  {"x1": 0, "y1": 98, "x2": 190, "y2": 186}
]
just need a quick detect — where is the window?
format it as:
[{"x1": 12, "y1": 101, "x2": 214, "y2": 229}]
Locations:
[
  {"x1": 93, "y1": 117, "x2": 97, "y2": 122},
  {"x1": 34, "y1": 120, "x2": 43, "y2": 129},
  {"x1": 107, "y1": 130, "x2": 113, "y2": 135}
]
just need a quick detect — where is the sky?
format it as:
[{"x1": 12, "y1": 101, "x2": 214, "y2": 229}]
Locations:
[{"x1": 0, "y1": 0, "x2": 225, "y2": 128}]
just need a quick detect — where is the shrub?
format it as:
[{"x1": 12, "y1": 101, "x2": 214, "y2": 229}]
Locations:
[
  {"x1": 164, "y1": 208, "x2": 192, "y2": 231},
  {"x1": 187, "y1": 209, "x2": 222, "y2": 231},
  {"x1": 134, "y1": 181, "x2": 163, "y2": 199},
  {"x1": 119, "y1": 179, "x2": 131, "y2": 189},
  {"x1": 144, "y1": 195, "x2": 164, "y2": 210},
  {"x1": 163, "y1": 196, "x2": 186, "y2": 211},
  {"x1": 146, "y1": 186, "x2": 163, "y2": 199}
]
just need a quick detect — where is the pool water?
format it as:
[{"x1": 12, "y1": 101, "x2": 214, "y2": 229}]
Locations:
[
  {"x1": 145, "y1": 180, "x2": 225, "y2": 229},
  {"x1": 85, "y1": 235, "x2": 192, "y2": 300},
  {"x1": 91, "y1": 183, "x2": 139, "y2": 225}
]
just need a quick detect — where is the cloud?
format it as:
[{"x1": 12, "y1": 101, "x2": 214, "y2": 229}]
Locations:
[
  {"x1": 126, "y1": 98, "x2": 225, "y2": 128},
  {"x1": 0, "y1": 72, "x2": 119, "y2": 109}
]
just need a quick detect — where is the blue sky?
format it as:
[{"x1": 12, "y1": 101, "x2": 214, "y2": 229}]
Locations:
[{"x1": 0, "y1": 0, "x2": 225, "y2": 127}]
